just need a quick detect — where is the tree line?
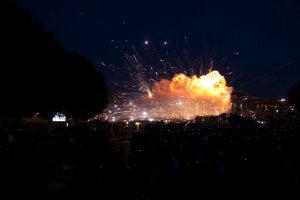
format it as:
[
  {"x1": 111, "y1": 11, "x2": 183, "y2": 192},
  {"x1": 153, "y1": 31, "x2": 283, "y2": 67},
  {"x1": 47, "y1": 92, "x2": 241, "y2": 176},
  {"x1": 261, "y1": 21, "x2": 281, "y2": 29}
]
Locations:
[{"x1": 0, "y1": 1, "x2": 111, "y2": 119}]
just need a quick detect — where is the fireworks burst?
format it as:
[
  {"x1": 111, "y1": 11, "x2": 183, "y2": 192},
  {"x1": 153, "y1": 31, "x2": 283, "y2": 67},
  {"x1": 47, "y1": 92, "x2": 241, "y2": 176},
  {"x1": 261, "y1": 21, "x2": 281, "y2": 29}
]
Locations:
[
  {"x1": 96, "y1": 40, "x2": 233, "y2": 121},
  {"x1": 149, "y1": 70, "x2": 233, "y2": 119}
]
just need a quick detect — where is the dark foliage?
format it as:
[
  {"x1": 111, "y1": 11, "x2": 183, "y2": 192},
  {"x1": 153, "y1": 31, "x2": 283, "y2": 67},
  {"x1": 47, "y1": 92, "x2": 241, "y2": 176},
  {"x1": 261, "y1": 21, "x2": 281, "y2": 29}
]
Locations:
[
  {"x1": 0, "y1": 1, "x2": 110, "y2": 119},
  {"x1": 288, "y1": 81, "x2": 300, "y2": 111}
]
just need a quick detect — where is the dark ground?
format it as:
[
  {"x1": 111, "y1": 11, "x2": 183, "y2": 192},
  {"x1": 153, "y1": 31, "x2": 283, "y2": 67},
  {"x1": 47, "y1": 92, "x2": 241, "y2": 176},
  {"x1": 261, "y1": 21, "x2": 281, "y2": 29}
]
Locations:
[{"x1": 0, "y1": 120, "x2": 300, "y2": 199}]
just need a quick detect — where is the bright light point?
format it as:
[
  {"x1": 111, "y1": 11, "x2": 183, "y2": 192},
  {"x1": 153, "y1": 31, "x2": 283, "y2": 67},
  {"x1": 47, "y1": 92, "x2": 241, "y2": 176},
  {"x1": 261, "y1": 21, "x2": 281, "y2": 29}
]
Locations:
[
  {"x1": 163, "y1": 41, "x2": 168, "y2": 45},
  {"x1": 142, "y1": 111, "x2": 147, "y2": 116},
  {"x1": 279, "y1": 98, "x2": 286, "y2": 102},
  {"x1": 135, "y1": 122, "x2": 141, "y2": 126},
  {"x1": 176, "y1": 101, "x2": 183, "y2": 105},
  {"x1": 147, "y1": 90, "x2": 153, "y2": 98},
  {"x1": 52, "y1": 113, "x2": 66, "y2": 122},
  {"x1": 144, "y1": 40, "x2": 149, "y2": 45}
]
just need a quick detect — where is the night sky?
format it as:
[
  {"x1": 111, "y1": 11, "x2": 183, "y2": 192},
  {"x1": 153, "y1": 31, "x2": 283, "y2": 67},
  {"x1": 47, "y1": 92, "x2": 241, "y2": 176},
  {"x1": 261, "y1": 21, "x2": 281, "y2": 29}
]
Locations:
[{"x1": 16, "y1": 0, "x2": 300, "y2": 98}]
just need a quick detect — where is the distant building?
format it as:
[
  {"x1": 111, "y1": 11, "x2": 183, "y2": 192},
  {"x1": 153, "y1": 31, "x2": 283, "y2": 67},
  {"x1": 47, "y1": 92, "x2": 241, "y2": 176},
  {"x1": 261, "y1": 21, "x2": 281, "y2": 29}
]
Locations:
[{"x1": 231, "y1": 91, "x2": 298, "y2": 125}]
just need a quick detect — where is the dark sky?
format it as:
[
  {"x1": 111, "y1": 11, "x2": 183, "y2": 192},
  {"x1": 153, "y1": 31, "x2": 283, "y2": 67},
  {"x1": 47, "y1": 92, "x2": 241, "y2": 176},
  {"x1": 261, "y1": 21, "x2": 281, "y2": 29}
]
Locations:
[{"x1": 16, "y1": 0, "x2": 300, "y2": 98}]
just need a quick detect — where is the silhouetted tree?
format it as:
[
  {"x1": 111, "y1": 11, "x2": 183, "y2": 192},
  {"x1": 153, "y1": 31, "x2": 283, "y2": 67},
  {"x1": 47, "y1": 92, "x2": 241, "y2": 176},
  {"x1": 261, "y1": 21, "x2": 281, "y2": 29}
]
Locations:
[
  {"x1": 288, "y1": 81, "x2": 300, "y2": 111},
  {"x1": 0, "y1": 1, "x2": 110, "y2": 119}
]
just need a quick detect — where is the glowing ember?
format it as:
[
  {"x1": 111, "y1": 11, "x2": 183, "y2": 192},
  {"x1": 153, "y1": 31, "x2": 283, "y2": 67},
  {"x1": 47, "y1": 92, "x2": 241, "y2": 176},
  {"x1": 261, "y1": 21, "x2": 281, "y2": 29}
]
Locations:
[{"x1": 99, "y1": 70, "x2": 233, "y2": 121}]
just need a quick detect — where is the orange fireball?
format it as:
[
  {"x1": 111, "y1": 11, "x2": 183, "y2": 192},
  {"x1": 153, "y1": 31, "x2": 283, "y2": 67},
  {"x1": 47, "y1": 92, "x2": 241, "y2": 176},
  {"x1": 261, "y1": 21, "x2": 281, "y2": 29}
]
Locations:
[{"x1": 151, "y1": 70, "x2": 233, "y2": 116}]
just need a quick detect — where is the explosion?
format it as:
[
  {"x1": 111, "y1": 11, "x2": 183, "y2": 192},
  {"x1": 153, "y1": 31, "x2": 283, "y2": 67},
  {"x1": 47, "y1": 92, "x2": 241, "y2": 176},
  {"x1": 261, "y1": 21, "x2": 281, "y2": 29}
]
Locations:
[
  {"x1": 146, "y1": 70, "x2": 233, "y2": 119},
  {"x1": 99, "y1": 70, "x2": 233, "y2": 121}
]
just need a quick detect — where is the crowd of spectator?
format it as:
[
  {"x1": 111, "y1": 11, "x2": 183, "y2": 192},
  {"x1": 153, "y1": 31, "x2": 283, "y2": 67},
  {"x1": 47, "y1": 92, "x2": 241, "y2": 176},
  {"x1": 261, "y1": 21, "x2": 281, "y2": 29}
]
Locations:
[{"x1": 0, "y1": 116, "x2": 299, "y2": 199}]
